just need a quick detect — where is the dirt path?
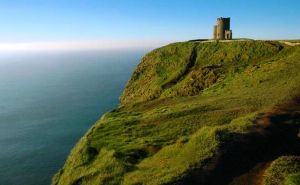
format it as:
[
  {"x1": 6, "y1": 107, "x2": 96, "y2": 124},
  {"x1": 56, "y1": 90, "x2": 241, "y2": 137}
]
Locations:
[
  {"x1": 229, "y1": 162, "x2": 271, "y2": 185},
  {"x1": 279, "y1": 41, "x2": 300, "y2": 46},
  {"x1": 229, "y1": 94, "x2": 300, "y2": 185}
]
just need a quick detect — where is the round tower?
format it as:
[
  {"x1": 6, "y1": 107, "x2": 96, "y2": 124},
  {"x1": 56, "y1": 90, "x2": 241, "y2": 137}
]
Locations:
[{"x1": 217, "y1": 18, "x2": 225, "y2": 40}]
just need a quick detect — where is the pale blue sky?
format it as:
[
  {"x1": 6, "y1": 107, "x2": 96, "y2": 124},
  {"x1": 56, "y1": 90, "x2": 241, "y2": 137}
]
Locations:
[{"x1": 0, "y1": 0, "x2": 299, "y2": 50}]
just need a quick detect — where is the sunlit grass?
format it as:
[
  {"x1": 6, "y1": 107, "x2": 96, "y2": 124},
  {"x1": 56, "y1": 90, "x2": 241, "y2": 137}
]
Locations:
[{"x1": 53, "y1": 41, "x2": 300, "y2": 185}]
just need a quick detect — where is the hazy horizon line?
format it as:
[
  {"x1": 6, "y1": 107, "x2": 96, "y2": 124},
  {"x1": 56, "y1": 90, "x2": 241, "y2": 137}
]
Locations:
[
  {"x1": 1, "y1": 37, "x2": 299, "y2": 53},
  {"x1": 0, "y1": 39, "x2": 171, "y2": 52}
]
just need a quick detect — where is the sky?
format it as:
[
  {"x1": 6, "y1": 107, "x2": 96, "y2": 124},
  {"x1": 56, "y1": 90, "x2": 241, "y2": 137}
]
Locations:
[{"x1": 0, "y1": 0, "x2": 299, "y2": 51}]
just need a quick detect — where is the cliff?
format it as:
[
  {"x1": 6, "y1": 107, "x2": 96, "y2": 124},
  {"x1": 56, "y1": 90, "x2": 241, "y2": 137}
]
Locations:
[{"x1": 52, "y1": 40, "x2": 300, "y2": 185}]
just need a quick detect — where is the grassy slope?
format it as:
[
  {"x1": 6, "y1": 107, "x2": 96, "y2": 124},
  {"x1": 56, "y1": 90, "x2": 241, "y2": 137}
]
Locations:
[
  {"x1": 52, "y1": 41, "x2": 300, "y2": 185},
  {"x1": 263, "y1": 156, "x2": 300, "y2": 185}
]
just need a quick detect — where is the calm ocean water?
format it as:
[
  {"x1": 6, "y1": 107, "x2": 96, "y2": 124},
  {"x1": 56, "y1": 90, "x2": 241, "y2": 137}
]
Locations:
[{"x1": 0, "y1": 49, "x2": 146, "y2": 185}]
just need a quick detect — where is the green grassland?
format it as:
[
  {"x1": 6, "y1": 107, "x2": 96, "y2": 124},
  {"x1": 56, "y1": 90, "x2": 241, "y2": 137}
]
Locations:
[
  {"x1": 52, "y1": 40, "x2": 300, "y2": 185},
  {"x1": 264, "y1": 156, "x2": 300, "y2": 185}
]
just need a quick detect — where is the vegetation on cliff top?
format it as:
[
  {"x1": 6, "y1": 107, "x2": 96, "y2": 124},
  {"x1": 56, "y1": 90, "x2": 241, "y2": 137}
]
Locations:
[
  {"x1": 120, "y1": 41, "x2": 284, "y2": 104},
  {"x1": 263, "y1": 156, "x2": 300, "y2": 185},
  {"x1": 53, "y1": 40, "x2": 300, "y2": 185}
]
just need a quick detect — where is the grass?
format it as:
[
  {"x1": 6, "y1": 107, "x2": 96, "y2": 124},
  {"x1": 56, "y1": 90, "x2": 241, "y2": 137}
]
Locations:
[
  {"x1": 122, "y1": 113, "x2": 258, "y2": 185},
  {"x1": 120, "y1": 41, "x2": 285, "y2": 104},
  {"x1": 52, "y1": 41, "x2": 300, "y2": 185},
  {"x1": 285, "y1": 173, "x2": 300, "y2": 185},
  {"x1": 263, "y1": 156, "x2": 300, "y2": 185}
]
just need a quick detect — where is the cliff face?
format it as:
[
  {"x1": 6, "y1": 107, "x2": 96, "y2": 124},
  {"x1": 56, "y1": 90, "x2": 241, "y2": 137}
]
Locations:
[{"x1": 53, "y1": 41, "x2": 300, "y2": 185}]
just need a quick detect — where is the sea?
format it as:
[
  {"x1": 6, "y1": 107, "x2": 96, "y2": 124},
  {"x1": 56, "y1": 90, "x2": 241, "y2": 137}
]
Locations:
[{"x1": 0, "y1": 49, "x2": 147, "y2": 185}]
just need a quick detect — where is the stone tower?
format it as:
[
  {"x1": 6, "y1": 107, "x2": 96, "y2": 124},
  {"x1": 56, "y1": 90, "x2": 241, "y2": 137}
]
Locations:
[{"x1": 213, "y1": 17, "x2": 232, "y2": 40}]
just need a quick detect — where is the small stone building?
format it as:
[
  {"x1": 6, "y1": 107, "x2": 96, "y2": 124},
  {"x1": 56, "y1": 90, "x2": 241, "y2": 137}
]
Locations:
[{"x1": 213, "y1": 17, "x2": 232, "y2": 40}]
